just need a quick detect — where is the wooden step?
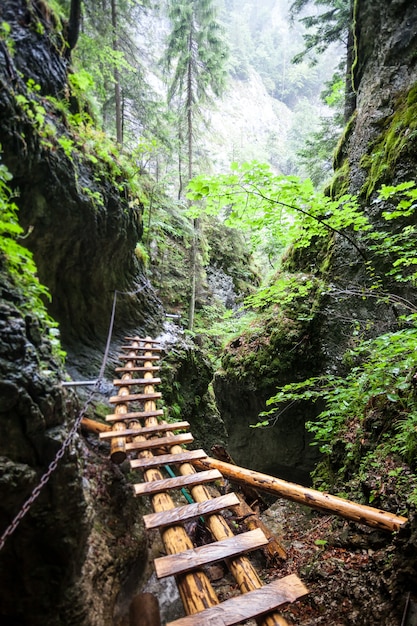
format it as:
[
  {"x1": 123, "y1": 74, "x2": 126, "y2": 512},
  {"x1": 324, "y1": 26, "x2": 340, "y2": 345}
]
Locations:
[
  {"x1": 121, "y1": 345, "x2": 163, "y2": 352},
  {"x1": 125, "y1": 432, "x2": 193, "y2": 452},
  {"x1": 125, "y1": 337, "x2": 161, "y2": 344},
  {"x1": 113, "y1": 377, "x2": 161, "y2": 386},
  {"x1": 115, "y1": 366, "x2": 160, "y2": 373},
  {"x1": 119, "y1": 355, "x2": 160, "y2": 361},
  {"x1": 100, "y1": 421, "x2": 190, "y2": 440},
  {"x1": 166, "y1": 574, "x2": 309, "y2": 626},
  {"x1": 130, "y1": 449, "x2": 207, "y2": 471},
  {"x1": 143, "y1": 492, "x2": 240, "y2": 530},
  {"x1": 134, "y1": 469, "x2": 222, "y2": 497},
  {"x1": 109, "y1": 392, "x2": 162, "y2": 404},
  {"x1": 155, "y1": 528, "x2": 268, "y2": 579},
  {"x1": 106, "y1": 409, "x2": 164, "y2": 423}
]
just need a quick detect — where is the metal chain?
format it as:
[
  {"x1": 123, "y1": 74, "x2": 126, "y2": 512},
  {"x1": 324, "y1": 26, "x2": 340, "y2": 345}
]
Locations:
[
  {"x1": 0, "y1": 386, "x2": 95, "y2": 552},
  {"x1": 0, "y1": 280, "x2": 152, "y2": 552}
]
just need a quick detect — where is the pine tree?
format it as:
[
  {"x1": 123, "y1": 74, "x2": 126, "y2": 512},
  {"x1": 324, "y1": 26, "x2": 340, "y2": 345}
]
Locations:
[{"x1": 164, "y1": 0, "x2": 229, "y2": 330}]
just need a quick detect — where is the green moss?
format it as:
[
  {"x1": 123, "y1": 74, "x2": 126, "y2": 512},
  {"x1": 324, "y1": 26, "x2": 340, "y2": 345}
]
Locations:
[
  {"x1": 332, "y1": 111, "x2": 357, "y2": 171},
  {"x1": 361, "y1": 82, "x2": 417, "y2": 198},
  {"x1": 329, "y1": 158, "x2": 350, "y2": 198}
]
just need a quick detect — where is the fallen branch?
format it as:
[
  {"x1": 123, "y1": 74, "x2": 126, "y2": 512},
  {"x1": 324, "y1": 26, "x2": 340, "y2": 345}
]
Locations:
[{"x1": 192, "y1": 457, "x2": 408, "y2": 533}]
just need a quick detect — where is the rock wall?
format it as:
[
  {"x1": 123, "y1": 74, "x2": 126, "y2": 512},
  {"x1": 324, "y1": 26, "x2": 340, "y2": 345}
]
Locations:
[
  {"x1": 215, "y1": 0, "x2": 417, "y2": 481},
  {"x1": 0, "y1": 1, "x2": 161, "y2": 623},
  {"x1": 0, "y1": 0, "x2": 164, "y2": 348}
]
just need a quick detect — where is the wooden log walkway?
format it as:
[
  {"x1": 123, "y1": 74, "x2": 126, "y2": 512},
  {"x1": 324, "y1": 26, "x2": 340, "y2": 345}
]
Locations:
[
  {"x1": 82, "y1": 335, "x2": 409, "y2": 625},
  {"x1": 97, "y1": 337, "x2": 307, "y2": 625}
]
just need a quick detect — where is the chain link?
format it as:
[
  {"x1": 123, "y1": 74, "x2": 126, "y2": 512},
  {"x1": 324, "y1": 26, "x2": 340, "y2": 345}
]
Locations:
[
  {"x1": 0, "y1": 281, "x2": 152, "y2": 552},
  {"x1": 0, "y1": 387, "x2": 95, "y2": 552}
]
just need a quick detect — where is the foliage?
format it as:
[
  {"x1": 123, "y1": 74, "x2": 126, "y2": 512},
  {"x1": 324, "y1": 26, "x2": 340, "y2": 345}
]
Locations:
[
  {"x1": 187, "y1": 160, "x2": 369, "y2": 267},
  {"x1": 259, "y1": 321, "x2": 417, "y2": 464},
  {"x1": 367, "y1": 181, "x2": 417, "y2": 287},
  {"x1": 0, "y1": 153, "x2": 64, "y2": 360},
  {"x1": 164, "y1": 0, "x2": 229, "y2": 184},
  {"x1": 296, "y1": 73, "x2": 345, "y2": 186},
  {"x1": 290, "y1": 0, "x2": 350, "y2": 65}
]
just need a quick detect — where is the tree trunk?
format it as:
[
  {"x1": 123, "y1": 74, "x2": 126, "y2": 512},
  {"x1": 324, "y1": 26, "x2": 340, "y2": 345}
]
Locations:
[
  {"x1": 344, "y1": 0, "x2": 357, "y2": 121},
  {"x1": 193, "y1": 457, "x2": 408, "y2": 533},
  {"x1": 66, "y1": 0, "x2": 82, "y2": 54},
  {"x1": 111, "y1": 0, "x2": 123, "y2": 144},
  {"x1": 187, "y1": 29, "x2": 196, "y2": 331}
]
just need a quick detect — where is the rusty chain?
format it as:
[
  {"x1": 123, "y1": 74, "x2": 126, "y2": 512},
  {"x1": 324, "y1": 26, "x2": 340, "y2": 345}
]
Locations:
[
  {"x1": 0, "y1": 386, "x2": 97, "y2": 552},
  {"x1": 0, "y1": 281, "x2": 151, "y2": 552}
]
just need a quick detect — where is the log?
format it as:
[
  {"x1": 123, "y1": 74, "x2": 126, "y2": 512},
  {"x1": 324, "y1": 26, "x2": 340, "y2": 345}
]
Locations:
[
  {"x1": 130, "y1": 344, "x2": 220, "y2": 617},
  {"x1": 192, "y1": 457, "x2": 408, "y2": 533},
  {"x1": 165, "y1": 432, "x2": 291, "y2": 626},
  {"x1": 129, "y1": 592, "x2": 161, "y2": 626},
  {"x1": 154, "y1": 528, "x2": 269, "y2": 578},
  {"x1": 81, "y1": 417, "x2": 111, "y2": 434},
  {"x1": 211, "y1": 444, "x2": 267, "y2": 510},
  {"x1": 166, "y1": 575, "x2": 308, "y2": 626},
  {"x1": 110, "y1": 357, "x2": 136, "y2": 464},
  {"x1": 233, "y1": 493, "x2": 287, "y2": 563}
]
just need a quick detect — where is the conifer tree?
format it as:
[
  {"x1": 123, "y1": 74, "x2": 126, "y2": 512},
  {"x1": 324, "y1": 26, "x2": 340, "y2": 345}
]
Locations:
[{"x1": 164, "y1": 0, "x2": 229, "y2": 329}]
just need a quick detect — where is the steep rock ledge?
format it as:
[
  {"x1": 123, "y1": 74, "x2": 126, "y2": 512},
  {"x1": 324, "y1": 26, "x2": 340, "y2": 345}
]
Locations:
[
  {"x1": 214, "y1": 0, "x2": 417, "y2": 484},
  {"x1": 0, "y1": 0, "x2": 164, "y2": 348},
  {"x1": 0, "y1": 273, "x2": 148, "y2": 625}
]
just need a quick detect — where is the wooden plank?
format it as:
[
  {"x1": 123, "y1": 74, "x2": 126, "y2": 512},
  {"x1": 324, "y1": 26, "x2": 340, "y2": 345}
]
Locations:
[
  {"x1": 155, "y1": 528, "x2": 269, "y2": 579},
  {"x1": 109, "y1": 392, "x2": 162, "y2": 403},
  {"x1": 106, "y1": 409, "x2": 164, "y2": 423},
  {"x1": 134, "y1": 469, "x2": 222, "y2": 496},
  {"x1": 113, "y1": 377, "x2": 161, "y2": 386},
  {"x1": 124, "y1": 336, "x2": 161, "y2": 344},
  {"x1": 166, "y1": 574, "x2": 308, "y2": 626},
  {"x1": 119, "y1": 355, "x2": 160, "y2": 361},
  {"x1": 125, "y1": 432, "x2": 193, "y2": 452},
  {"x1": 121, "y1": 345, "x2": 163, "y2": 352},
  {"x1": 130, "y1": 449, "x2": 207, "y2": 470},
  {"x1": 115, "y1": 366, "x2": 160, "y2": 372},
  {"x1": 100, "y1": 421, "x2": 190, "y2": 440},
  {"x1": 143, "y1": 493, "x2": 240, "y2": 530},
  {"x1": 193, "y1": 457, "x2": 408, "y2": 533}
]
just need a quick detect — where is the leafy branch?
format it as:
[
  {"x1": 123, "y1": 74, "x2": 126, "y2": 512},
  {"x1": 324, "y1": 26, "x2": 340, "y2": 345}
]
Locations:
[{"x1": 187, "y1": 161, "x2": 370, "y2": 260}]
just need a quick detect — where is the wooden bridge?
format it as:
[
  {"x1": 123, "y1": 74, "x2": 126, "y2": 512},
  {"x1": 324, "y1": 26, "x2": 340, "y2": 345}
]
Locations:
[{"x1": 89, "y1": 336, "x2": 407, "y2": 626}]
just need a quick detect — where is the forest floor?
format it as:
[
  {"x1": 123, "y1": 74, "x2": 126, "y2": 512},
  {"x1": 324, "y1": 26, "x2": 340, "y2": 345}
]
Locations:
[{"x1": 209, "y1": 497, "x2": 415, "y2": 626}]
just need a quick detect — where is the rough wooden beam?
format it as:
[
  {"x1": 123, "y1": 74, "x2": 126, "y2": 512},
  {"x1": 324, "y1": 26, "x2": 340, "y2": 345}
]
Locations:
[{"x1": 193, "y1": 457, "x2": 408, "y2": 533}]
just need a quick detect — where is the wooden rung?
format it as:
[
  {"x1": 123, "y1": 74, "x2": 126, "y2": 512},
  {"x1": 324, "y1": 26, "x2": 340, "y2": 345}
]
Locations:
[
  {"x1": 143, "y1": 493, "x2": 240, "y2": 530},
  {"x1": 100, "y1": 421, "x2": 190, "y2": 440},
  {"x1": 134, "y1": 469, "x2": 222, "y2": 497},
  {"x1": 125, "y1": 337, "x2": 161, "y2": 344},
  {"x1": 113, "y1": 377, "x2": 161, "y2": 386},
  {"x1": 121, "y1": 345, "x2": 163, "y2": 352},
  {"x1": 115, "y1": 366, "x2": 160, "y2": 372},
  {"x1": 126, "y1": 432, "x2": 193, "y2": 452},
  {"x1": 119, "y1": 355, "x2": 160, "y2": 361},
  {"x1": 166, "y1": 574, "x2": 309, "y2": 626},
  {"x1": 155, "y1": 528, "x2": 268, "y2": 578},
  {"x1": 130, "y1": 449, "x2": 207, "y2": 470},
  {"x1": 109, "y1": 392, "x2": 162, "y2": 403},
  {"x1": 106, "y1": 409, "x2": 164, "y2": 423}
]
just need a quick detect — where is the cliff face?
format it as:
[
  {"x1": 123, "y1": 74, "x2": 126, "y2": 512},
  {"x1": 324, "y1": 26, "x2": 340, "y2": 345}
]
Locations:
[
  {"x1": 0, "y1": 0, "x2": 164, "y2": 347},
  {"x1": 0, "y1": 2, "x2": 161, "y2": 623},
  {"x1": 215, "y1": 0, "x2": 417, "y2": 479}
]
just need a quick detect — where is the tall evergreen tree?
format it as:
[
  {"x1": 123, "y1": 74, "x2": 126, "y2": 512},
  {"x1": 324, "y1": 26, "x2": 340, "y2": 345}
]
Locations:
[
  {"x1": 290, "y1": 0, "x2": 354, "y2": 119},
  {"x1": 164, "y1": 0, "x2": 229, "y2": 329}
]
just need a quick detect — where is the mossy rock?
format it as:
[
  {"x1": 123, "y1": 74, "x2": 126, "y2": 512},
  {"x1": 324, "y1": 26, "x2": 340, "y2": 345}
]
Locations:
[{"x1": 360, "y1": 82, "x2": 417, "y2": 199}]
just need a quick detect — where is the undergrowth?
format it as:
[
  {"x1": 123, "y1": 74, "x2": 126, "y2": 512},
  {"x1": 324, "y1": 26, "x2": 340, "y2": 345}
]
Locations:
[{"x1": 0, "y1": 152, "x2": 65, "y2": 361}]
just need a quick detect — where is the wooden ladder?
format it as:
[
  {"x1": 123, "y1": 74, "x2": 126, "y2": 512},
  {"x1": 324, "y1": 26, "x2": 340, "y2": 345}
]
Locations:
[{"x1": 101, "y1": 337, "x2": 308, "y2": 625}]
